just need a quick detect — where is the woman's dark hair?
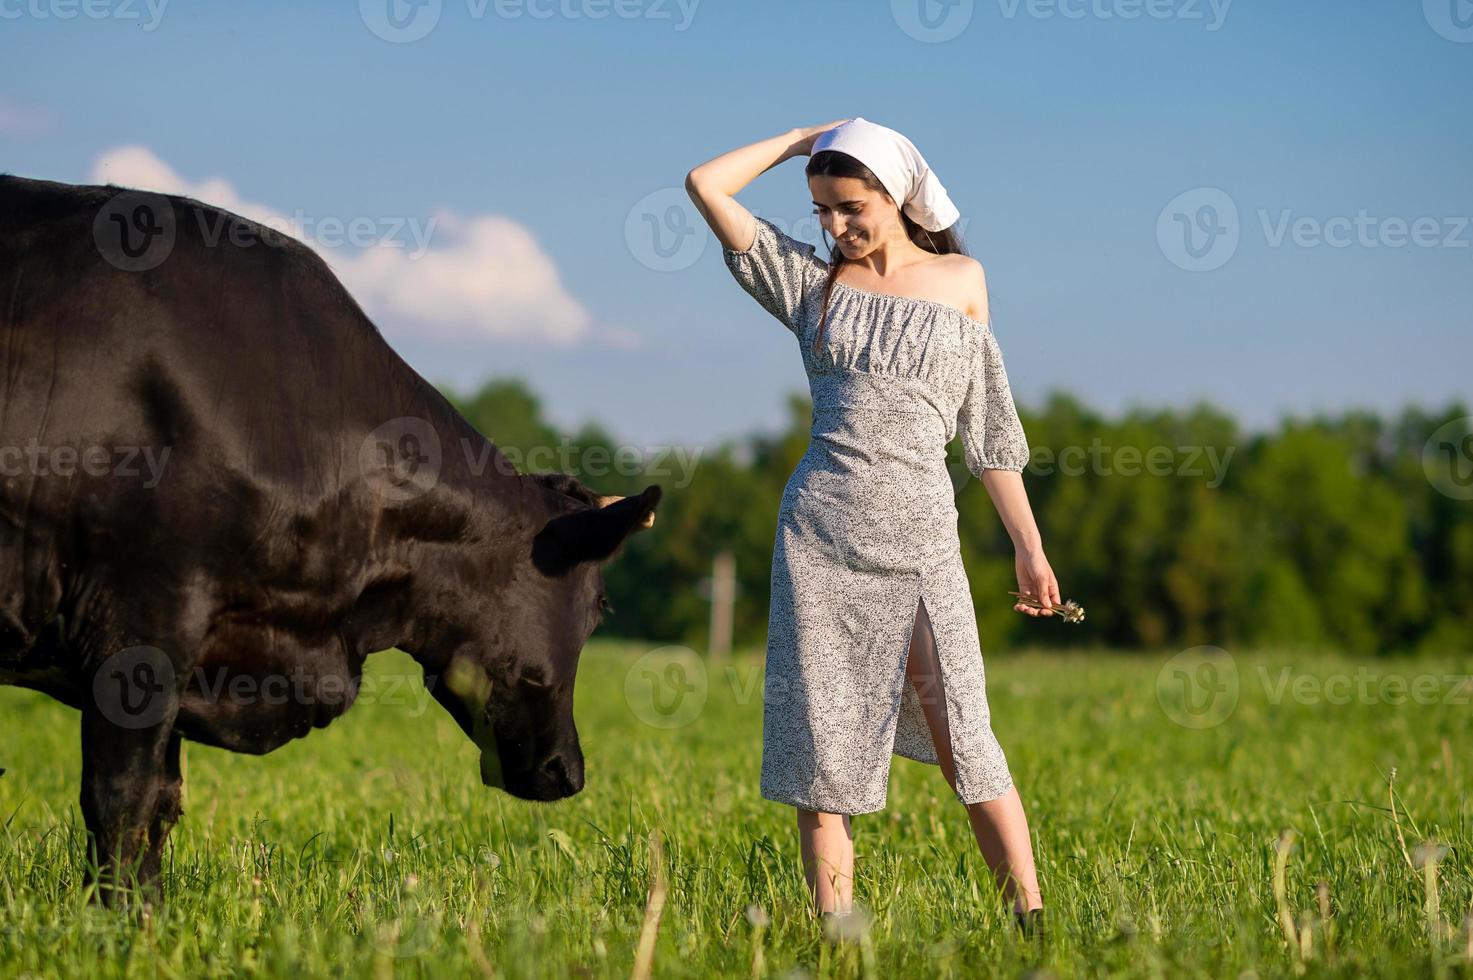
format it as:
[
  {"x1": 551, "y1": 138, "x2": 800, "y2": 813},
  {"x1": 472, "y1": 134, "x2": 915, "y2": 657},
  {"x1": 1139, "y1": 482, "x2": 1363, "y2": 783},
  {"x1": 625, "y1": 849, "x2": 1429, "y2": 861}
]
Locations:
[{"x1": 805, "y1": 149, "x2": 970, "y2": 354}]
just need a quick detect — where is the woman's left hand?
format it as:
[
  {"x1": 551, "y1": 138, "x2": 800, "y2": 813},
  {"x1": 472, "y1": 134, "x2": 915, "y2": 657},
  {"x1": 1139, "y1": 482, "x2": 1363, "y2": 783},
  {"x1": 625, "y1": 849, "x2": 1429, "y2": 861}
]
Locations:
[{"x1": 1014, "y1": 546, "x2": 1061, "y2": 617}]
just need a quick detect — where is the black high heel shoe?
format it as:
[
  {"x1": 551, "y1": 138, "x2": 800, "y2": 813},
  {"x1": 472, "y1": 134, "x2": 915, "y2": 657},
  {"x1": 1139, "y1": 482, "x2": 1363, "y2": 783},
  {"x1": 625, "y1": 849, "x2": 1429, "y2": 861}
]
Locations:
[{"x1": 1013, "y1": 907, "x2": 1046, "y2": 942}]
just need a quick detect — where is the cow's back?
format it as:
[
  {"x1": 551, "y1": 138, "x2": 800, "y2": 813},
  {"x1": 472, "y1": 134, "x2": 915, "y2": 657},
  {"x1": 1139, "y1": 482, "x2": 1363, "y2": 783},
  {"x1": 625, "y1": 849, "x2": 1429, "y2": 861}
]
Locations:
[{"x1": 0, "y1": 176, "x2": 417, "y2": 485}]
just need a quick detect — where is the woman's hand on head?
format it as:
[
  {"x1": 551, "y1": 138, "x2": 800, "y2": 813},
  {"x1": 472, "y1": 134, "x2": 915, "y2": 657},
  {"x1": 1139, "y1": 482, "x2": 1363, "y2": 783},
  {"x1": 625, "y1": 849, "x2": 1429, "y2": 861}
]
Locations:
[
  {"x1": 794, "y1": 119, "x2": 854, "y2": 155},
  {"x1": 1013, "y1": 546, "x2": 1062, "y2": 617}
]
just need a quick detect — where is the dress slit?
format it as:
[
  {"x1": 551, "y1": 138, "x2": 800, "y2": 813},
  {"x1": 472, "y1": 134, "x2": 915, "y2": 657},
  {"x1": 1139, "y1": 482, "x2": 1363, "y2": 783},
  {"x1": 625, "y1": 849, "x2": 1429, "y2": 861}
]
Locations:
[{"x1": 897, "y1": 572, "x2": 974, "y2": 803}]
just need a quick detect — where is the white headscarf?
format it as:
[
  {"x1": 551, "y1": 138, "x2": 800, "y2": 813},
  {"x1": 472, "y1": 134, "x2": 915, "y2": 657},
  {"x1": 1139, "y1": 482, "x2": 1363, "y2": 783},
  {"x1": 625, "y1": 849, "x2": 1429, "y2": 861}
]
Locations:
[{"x1": 810, "y1": 116, "x2": 960, "y2": 233}]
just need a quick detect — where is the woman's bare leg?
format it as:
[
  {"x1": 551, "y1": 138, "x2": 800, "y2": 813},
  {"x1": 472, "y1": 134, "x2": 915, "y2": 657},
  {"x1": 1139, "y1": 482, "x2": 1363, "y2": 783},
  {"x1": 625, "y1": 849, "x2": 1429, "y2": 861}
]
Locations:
[
  {"x1": 796, "y1": 808, "x2": 854, "y2": 914},
  {"x1": 963, "y1": 786, "x2": 1043, "y2": 914},
  {"x1": 906, "y1": 598, "x2": 1043, "y2": 913}
]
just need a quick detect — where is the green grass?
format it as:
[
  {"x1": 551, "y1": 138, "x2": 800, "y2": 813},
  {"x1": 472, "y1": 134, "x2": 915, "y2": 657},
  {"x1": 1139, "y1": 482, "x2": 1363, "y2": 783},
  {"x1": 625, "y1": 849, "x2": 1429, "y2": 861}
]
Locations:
[{"x1": 1, "y1": 642, "x2": 1470, "y2": 978}]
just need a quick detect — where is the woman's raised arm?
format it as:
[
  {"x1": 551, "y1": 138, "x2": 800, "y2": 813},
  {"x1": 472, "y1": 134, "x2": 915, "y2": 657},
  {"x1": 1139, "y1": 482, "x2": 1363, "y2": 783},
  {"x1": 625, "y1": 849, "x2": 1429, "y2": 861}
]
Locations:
[{"x1": 685, "y1": 121, "x2": 850, "y2": 251}]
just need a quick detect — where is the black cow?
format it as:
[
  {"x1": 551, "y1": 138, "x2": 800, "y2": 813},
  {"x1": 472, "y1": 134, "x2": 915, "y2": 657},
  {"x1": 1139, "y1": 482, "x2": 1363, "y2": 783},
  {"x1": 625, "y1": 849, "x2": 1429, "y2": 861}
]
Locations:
[{"x1": 0, "y1": 175, "x2": 661, "y2": 903}]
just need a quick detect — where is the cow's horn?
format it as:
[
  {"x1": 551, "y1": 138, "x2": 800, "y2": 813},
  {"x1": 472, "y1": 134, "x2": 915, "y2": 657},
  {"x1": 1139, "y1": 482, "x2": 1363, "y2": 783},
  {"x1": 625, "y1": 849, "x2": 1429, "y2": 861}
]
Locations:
[{"x1": 595, "y1": 493, "x2": 657, "y2": 528}]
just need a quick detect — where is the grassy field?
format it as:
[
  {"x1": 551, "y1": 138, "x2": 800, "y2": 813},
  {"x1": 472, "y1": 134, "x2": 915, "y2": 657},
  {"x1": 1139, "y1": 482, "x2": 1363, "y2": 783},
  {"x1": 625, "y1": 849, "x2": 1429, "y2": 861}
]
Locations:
[{"x1": 1, "y1": 641, "x2": 1470, "y2": 978}]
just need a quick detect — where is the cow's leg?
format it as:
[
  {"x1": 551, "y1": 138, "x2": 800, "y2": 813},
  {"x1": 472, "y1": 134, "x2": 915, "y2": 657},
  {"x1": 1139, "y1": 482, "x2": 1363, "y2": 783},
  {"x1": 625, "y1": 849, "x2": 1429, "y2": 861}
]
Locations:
[
  {"x1": 79, "y1": 647, "x2": 183, "y2": 906},
  {"x1": 138, "y1": 732, "x2": 184, "y2": 890}
]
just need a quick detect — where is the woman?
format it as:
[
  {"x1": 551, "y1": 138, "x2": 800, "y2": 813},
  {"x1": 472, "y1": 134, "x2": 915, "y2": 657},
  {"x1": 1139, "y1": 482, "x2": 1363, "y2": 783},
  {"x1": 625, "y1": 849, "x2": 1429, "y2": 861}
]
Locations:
[{"x1": 684, "y1": 118, "x2": 1057, "y2": 939}]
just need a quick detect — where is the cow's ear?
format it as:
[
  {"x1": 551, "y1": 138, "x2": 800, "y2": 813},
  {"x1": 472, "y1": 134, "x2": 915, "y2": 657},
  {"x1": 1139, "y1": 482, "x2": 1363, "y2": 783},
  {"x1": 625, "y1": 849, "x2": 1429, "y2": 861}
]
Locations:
[
  {"x1": 533, "y1": 471, "x2": 602, "y2": 508},
  {"x1": 531, "y1": 484, "x2": 663, "y2": 577}
]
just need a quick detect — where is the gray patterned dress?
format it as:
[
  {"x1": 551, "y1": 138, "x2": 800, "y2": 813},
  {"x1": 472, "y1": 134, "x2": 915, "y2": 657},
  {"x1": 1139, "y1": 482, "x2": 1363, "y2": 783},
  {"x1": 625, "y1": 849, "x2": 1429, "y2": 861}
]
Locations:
[{"x1": 722, "y1": 215, "x2": 1031, "y2": 815}]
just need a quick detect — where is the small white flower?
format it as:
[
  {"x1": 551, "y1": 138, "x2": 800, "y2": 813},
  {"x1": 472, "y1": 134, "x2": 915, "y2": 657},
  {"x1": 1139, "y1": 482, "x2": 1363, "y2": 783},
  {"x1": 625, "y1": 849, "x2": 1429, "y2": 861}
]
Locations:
[
  {"x1": 1413, "y1": 841, "x2": 1449, "y2": 868},
  {"x1": 821, "y1": 904, "x2": 871, "y2": 943}
]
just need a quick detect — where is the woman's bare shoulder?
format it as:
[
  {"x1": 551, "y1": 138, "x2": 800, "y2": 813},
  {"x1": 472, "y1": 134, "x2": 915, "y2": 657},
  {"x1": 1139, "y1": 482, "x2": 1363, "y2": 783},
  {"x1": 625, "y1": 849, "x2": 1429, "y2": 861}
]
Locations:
[
  {"x1": 939, "y1": 251, "x2": 985, "y2": 277},
  {"x1": 928, "y1": 252, "x2": 989, "y2": 322}
]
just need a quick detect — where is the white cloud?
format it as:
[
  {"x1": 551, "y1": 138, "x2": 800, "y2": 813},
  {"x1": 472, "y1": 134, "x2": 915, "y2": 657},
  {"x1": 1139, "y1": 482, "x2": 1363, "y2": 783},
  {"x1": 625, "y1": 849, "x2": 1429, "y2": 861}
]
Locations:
[
  {"x1": 341, "y1": 210, "x2": 589, "y2": 345},
  {"x1": 87, "y1": 146, "x2": 637, "y2": 348}
]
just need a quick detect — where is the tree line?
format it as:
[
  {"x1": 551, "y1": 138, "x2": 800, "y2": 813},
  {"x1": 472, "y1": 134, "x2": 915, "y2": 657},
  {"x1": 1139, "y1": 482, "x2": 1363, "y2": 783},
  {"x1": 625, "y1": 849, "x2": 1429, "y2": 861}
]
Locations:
[{"x1": 443, "y1": 379, "x2": 1473, "y2": 658}]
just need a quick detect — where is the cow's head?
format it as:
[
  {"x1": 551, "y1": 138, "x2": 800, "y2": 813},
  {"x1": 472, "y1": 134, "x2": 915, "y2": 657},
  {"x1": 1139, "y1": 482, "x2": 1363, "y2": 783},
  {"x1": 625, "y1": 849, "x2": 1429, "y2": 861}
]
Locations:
[{"x1": 426, "y1": 473, "x2": 661, "y2": 803}]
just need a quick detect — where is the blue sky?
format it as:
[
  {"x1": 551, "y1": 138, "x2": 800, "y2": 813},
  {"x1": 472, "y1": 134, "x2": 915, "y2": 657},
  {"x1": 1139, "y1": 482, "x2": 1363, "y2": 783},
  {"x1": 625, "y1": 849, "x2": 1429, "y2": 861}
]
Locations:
[{"x1": 3, "y1": 0, "x2": 1469, "y2": 451}]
